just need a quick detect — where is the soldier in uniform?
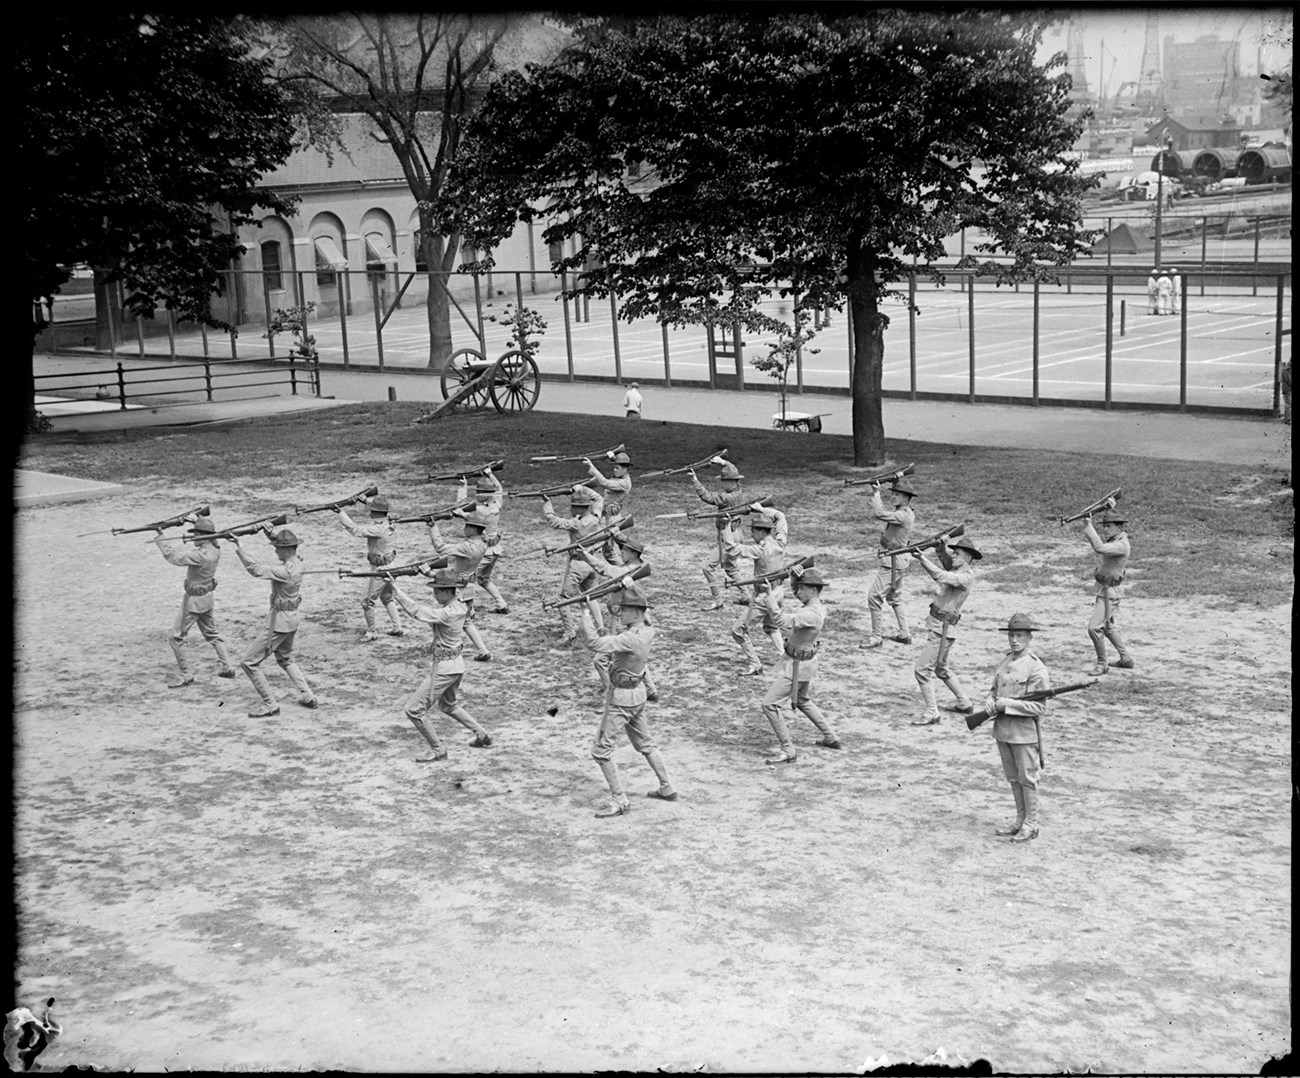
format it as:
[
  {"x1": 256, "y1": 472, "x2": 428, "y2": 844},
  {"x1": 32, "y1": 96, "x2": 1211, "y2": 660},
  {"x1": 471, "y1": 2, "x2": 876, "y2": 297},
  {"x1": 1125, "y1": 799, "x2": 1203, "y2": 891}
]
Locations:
[
  {"x1": 722, "y1": 507, "x2": 790, "y2": 675},
  {"x1": 575, "y1": 533, "x2": 658, "y2": 701},
  {"x1": 459, "y1": 469, "x2": 509, "y2": 614},
  {"x1": 584, "y1": 448, "x2": 633, "y2": 516},
  {"x1": 1146, "y1": 268, "x2": 1159, "y2": 315},
  {"x1": 389, "y1": 566, "x2": 493, "y2": 762},
  {"x1": 984, "y1": 613, "x2": 1052, "y2": 843},
  {"x1": 758, "y1": 565, "x2": 840, "y2": 765},
  {"x1": 336, "y1": 494, "x2": 403, "y2": 641},
  {"x1": 690, "y1": 460, "x2": 749, "y2": 609},
  {"x1": 543, "y1": 483, "x2": 607, "y2": 644},
  {"x1": 577, "y1": 582, "x2": 675, "y2": 817},
  {"x1": 863, "y1": 478, "x2": 917, "y2": 648},
  {"x1": 910, "y1": 535, "x2": 982, "y2": 726},
  {"x1": 153, "y1": 515, "x2": 237, "y2": 687},
  {"x1": 1082, "y1": 508, "x2": 1134, "y2": 675},
  {"x1": 231, "y1": 526, "x2": 316, "y2": 717},
  {"x1": 428, "y1": 508, "x2": 492, "y2": 662}
]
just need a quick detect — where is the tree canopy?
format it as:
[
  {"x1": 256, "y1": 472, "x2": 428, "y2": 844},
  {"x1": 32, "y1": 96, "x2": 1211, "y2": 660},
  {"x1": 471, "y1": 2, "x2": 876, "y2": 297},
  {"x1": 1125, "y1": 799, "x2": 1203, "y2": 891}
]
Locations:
[
  {"x1": 16, "y1": 14, "x2": 299, "y2": 434},
  {"x1": 438, "y1": 12, "x2": 1097, "y2": 464}
]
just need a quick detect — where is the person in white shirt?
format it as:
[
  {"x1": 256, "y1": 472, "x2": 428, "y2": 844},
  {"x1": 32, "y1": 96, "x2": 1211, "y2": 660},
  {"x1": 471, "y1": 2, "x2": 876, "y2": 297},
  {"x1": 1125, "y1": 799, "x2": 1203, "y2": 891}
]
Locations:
[{"x1": 622, "y1": 382, "x2": 643, "y2": 419}]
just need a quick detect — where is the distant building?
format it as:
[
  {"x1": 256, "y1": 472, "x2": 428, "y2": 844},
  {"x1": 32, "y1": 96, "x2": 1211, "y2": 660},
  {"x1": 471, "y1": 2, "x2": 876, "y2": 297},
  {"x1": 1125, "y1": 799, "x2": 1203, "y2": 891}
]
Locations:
[
  {"x1": 1162, "y1": 34, "x2": 1252, "y2": 125},
  {"x1": 1143, "y1": 117, "x2": 1243, "y2": 152}
]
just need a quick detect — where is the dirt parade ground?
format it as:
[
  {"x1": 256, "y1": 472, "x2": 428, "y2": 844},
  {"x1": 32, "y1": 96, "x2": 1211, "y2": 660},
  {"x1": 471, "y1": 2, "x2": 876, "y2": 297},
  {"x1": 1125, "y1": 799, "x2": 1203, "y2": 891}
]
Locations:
[{"x1": 11, "y1": 408, "x2": 1293, "y2": 1074}]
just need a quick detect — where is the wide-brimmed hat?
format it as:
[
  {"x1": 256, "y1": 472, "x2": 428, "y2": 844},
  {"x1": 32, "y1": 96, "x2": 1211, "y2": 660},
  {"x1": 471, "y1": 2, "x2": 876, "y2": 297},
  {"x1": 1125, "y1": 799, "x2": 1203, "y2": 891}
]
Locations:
[
  {"x1": 616, "y1": 534, "x2": 645, "y2": 555},
  {"x1": 794, "y1": 567, "x2": 828, "y2": 589},
  {"x1": 616, "y1": 583, "x2": 650, "y2": 609},
  {"x1": 187, "y1": 517, "x2": 216, "y2": 536},
  {"x1": 569, "y1": 485, "x2": 595, "y2": 505},
  {"x1": 474, "y1": 476, "x2": 498, "y2": 493},
  {"x1": 1002, "y1": 613, "x2": 1042, "y2": 633},
  {"x1": 948, "y1": 535, "x2": 982, "y2": 560},
  {"x1": 367, "y1": 495, "x2": 390, "y2": 514},
  {"x1": 270, "y1": 528, "x2": 301, "y2": 548},
  {"x1": 611, "y1": 451, "x2": 632, "y2": 466},
  {"x1": 1101, "y1": 509, "x2": 1128, "y2": 524},
  {"x1": 455, "y1": 508, "x2": 489, "y2": 530},
  {"x1": 890, "y1": 480, "x2": 917, "y2": 498},
  {"x1": 426, "y1": 567, "x2": 460, "y2": 589},
  {"x1": 749, "y1": 511, "x2": 776, "y2": 530},
  {"x1": 719, "y1": 462, "x2": 744, "y2": 481}
]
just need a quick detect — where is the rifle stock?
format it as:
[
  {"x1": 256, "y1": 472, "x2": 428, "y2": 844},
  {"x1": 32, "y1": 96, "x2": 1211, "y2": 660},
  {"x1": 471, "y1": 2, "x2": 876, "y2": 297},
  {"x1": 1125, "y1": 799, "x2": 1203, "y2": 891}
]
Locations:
[
  {"x1": 428, "y1": 460, "x2": 505, "y2": 483},
  {"x1": 965, "y1": 680, "x2": 1098, "y2": 730},
  {"x1": 338, "y1": 557, "x2": 446, "y2": 580},
  {"x1": 530, "y1": 443, "x2": 624, "y2": 464},
  {"x1": 545, "y1": 563, "x2": 652, "y2": 608},
  {"x1": 391, "y1": 498, "x2": 477, "y2": 525},
  {"x1": 689, "y1": 496, "x2": 772, "y2": 522},
  {"x1": 640, "y1": 448, "x2": 729, "y2": 479},
  {"x1": 189, "y1": 512, "x2": 290, "y2": 543},
  {"x1": 547, "y1": 515, "x2": 635, "y2": 557},
  {"x1": 506, "y1": 481, "x2": 593, "y2": 500},
  {"x1": 295, "y1": 485, "x2": 379, "y2": 516},
  {"x1": 883, "y1": 523, "x2": 965, "y2": 559},
  {"x1": 1057, "y1": 488, "x2": 1122, "y2": 526},
  {"x1": 727, "y1": 554, "x2": 815, "y2": 589},
  {"x1": 107, "y1": 504, "x2": 211, "y2": 537},
  {"x1": 843, "y1": 463, "x2": 916, "y2": 488}
]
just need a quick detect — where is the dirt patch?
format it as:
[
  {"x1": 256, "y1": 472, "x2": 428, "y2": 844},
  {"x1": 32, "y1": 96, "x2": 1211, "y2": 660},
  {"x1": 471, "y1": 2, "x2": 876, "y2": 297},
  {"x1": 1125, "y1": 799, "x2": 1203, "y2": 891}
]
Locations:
[{"x1": 13, "y1": 475, "x2": 1291, "y2": 1073}]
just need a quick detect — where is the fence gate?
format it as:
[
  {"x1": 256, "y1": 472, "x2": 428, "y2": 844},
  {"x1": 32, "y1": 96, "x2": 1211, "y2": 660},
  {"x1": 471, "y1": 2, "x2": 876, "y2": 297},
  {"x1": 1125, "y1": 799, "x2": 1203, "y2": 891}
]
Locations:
[{"x1": 706, "y1": 322, "x2": 745, "y2": 390}]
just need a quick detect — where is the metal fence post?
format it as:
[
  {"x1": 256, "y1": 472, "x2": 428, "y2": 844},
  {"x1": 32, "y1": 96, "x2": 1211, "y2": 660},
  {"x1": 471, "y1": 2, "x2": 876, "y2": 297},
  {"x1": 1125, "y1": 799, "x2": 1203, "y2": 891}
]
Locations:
[
  {"x1": 662, "y1": 317, "x2": 672, "y2": 388},
  {"x1": 610, "y1": 292, "x2": 622, "y2": 383},
  {"x1": 846, "y1": 303, "x2": 854, "y2": 394},
  {"x1": 908, "y1": 271, "x2": 917, "y2": 399},
  {"x1": 337, "y1": 273, "x2": 350, "y2": 367},
  {"x1": 201, "y1": 323, "x2": 209, "y2": 358},
  {"x1": 473, "y1": 273, "x2": 486, "y2": 351},
  {"x1": 1104, "y1": 272, "x2": 1113, "y2": 409},
  {"x1": 289, "y1": 355, "x2": 298, "y2": 396},
  {"x1": 1032, "y1": 278, "x2": 1040, "y2": 405},
  {"x1": 136, "y1": 315, "x2": 146, "y2": 357},
  {"x1": 371, "y1": 275, "x2": 385, "y2": 370},
  {"x1": 1200, "y1": 217, "x2": 1207, "y2": 297},
  {"x1": 1106, "y1": 216, "x2": 1113, "y2": 271},
  {"x1": 1252, "y1": 218, "x2": 1261, "y2": 296},
  {"x1": 1274, "y1": 275, "x2": 1285, "y2": 416},
  {"x1": 793, "y1": 287, "x2": 803, "y2": 394},
  {"x1": 1120, "y1": 299, "x2": 1126, "y2": 337},
  {"x1": 228, "y1": 326, "x2": 238, "y2": 360},
  {"x1": 264, "y1": 278, "x2": 276, "y2": 358},
  {"x1": 515, "y1": 272, "x2": 525, "y2": 323},
  {"x1": 116, "y1": 362, "x2": 127, "y2": 409},
  {"x1": 1179, "y1": 277, "x2": 1188, "y2": 412},
  {"x1": 967, "y1": 273, "x2": 975, "y2": 403},
  {"x1": 560, "y1": 271, "x2": 575, "y2": 381},
  {"x1": 167, "y1": 309, "x2": 176, "y2": 360},
  {"x1": 204, "y1": 357, "x2": 214, "y2": 402}
]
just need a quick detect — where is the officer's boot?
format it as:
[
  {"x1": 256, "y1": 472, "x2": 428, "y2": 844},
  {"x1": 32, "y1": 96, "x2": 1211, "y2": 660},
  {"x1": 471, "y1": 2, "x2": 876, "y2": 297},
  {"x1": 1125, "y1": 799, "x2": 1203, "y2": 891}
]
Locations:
[
  {"x1": 892, "y1": 607, "x2": 912, "y2": 644},
  {"x1": 243, "y1": 662, "x2": 279, "y2": 717},
  {"x1": 865, "y1": 608, "x2": 884, "y2": 648},
  {"x1": 483, "y1": 580, "x2": 508, "y2": 613},
  {"x1": 1087, "y1": 626, "x2": 1109, "y2": 675},
  {"x1": 1011, "y1": 786, "x2": 1039, "y2": 842},
  {"x1": 996, "y1": 784, "x2": 1026, "y2": 836},
  {"x1": 362, "y1": 605, "x2": 379, "y2": 642},
  {"x1": 384, "y1": 601, "x2": 404, "y2": 637},
  {"x1": 595, "y1": 759, "x2": 630, "y2": 817},
  {"x1": 212, "y1": 639, "x2": 237, "y2": 679},
  {"x1": 643, "y1": 750, "x2": 677, "y2": 801},
  {"x1": 407, "y1": 714, "x2": 447, "y2": 762},
  {"x1": 168, "y1": 633, "x2": 194, "y2": 688},
  {"x1": 448, "y1": 704, "x2": 490, "y2": 746},
  {"x1": 939, "y1": 672, "x2": 974, "y2": 713},
  {"x1": 1105, "y1": 627, "x2": 1134, "y2": 669},
  {"x1": 911, "y1": 676, "x2": 940, "y2": 726},
  {"x1": 280, "y1": 658, "x2": 317, "y2": 709},
  {"x1": 464, "y1": 619, "x2": 491, "y2": 662}
]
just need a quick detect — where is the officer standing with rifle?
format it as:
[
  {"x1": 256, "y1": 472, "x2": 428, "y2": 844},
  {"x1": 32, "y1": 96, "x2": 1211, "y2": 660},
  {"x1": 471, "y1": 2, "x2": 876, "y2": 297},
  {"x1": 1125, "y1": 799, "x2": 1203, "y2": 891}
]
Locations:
[
  {"x1": 335, "y1": 494, "x2": 404, "y2": 641},
  {"x1": 979, "y1": 613, "x2": 1052, "y2": 843},
  {"x1": 910, "y1": 531, "x2": 982, "y2": 726},
  {"x1": 1082, "y1": 509, "x2": 1134, "y2": 676},
  {"x1": 231, "y1": 525, "x2": 317, "y2": 717},
  {"x1": 758, "y1": 564, "x2": 840, "y2": 765},
  {"x1": 152, "y1": 513, "x2": 237, "y2": 687}
]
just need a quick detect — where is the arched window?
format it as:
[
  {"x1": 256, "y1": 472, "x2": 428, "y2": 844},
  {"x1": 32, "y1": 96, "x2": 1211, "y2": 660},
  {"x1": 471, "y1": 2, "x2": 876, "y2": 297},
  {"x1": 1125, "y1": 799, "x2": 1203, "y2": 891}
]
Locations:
[{"x1": 261, "y1": 240, "x2": 283, "y2": 292}]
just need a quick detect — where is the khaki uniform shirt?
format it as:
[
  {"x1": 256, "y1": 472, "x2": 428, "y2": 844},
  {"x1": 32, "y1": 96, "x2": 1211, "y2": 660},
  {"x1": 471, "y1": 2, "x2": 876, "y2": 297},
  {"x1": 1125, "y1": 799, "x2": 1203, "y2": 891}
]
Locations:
[
  {"x1": 690, "y1": 477, "x2": 748, "y2": 531},
  {"x1": 990, "y1": 650, "x2": 1051, "y2": 745},
  {"x1": 764, "y1": 594, "x2": 825, "y2": 679},
  {"x1": 919, "y1": 555, "x2": 976, "y2": 636},
  {"x1": 159, "y1": 538, "x2": 220, "y2": 614},
  {"x1": 1083, "y1": 523, "x2": 1130, "y2": 599},
  {"x1": 870, "y1": 491, "x2": 915, "y2": 555},
  {"x1": 459, "y1": 477, "x2": 504, "y2": 546},
  {"x1": 428, "y1": 526, "x2": 488, "y2": 600},
  {"x1": 237, "y1": 549, "x2": 304, "y2": 633},
  {"x1": 580, "y1": 619, "x2": 654, "y2": 706},
  {"x1": 338, "y1": 509, "x2": 398, "y2": 566},
  {"x1": 404, "y1": 594, "x2": 468, "y2": 675}
]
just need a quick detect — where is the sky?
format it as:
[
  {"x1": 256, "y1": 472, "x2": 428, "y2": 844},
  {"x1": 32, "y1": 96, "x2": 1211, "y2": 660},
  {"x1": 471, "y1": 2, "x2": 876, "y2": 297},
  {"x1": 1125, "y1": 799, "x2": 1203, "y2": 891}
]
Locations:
[{"x1": 1035, "y1": 6, "x2": 1292, "y2": 99}]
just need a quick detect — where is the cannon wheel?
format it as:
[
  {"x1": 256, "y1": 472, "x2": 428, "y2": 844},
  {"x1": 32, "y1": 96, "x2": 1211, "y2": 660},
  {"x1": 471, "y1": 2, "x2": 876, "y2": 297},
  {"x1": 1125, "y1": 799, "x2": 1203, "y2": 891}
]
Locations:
[
  {"x1": 489, "y1": 349, "x2": 541, "y2": 414},
  {"x1": 439, "y1": 347, "x2": 491, "y2": 410}
]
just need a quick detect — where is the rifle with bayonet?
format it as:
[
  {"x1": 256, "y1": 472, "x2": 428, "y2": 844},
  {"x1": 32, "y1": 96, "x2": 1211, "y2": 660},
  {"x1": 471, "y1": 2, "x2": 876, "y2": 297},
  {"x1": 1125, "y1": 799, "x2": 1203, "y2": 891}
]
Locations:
[
  {"x1": 639, "y1": 448, "x2": 729, "y2": 480},
  {"x1": 390, "y1": 498, "x2": 478, "y2": 525},
  {"x1": 964, "y1": 680, "x2": 1097, "y2": 731},
  {"x1": 879, "y1": 522, "x2": 965, "y2": 560},
  {"x1": 518, "y1": 515, "x2": 635, "y2": 561},
  {"x1": 336, "y1": 556, "x2": 449, "y2": 580},
  {"x1": 294, "y1": 485, "x2": 379, "y2": 516},
  {"x1": 79, "y1": 504, "x2": 212, "y2": 538},
  {"x1": 689, "y1": 496, "x2": 773, "y2": 522},
  {"x1": 428, "y1": 460, "x2": 505, "y2": 483},
  {"x1": 530, "y1": 443, "x2": 624, "y2": 464},
  {"x1": 505, "y1": 481, "x2": 595, "y2": 501},
  {"x1": 180, "y1": 512, "x2": 290, "y2": 543},
  {"x1": 544, "y1": 562, "x2": 652, "y2": 609},
  {"x1": 727, "y1": 554, "x2": 815, "y2": 590},
  {"x1": 843, "y1": 463, "x2": 916, "y2": 488},
  {"x1": 1056, "y1": 488, "x2": 1121, "y2": 526}
]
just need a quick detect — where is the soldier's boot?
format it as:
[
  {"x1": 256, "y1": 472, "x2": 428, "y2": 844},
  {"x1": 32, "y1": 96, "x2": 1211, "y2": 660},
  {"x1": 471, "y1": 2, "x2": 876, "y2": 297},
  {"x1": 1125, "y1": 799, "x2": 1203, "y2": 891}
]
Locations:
[
  {"x1": 911, "y1": 677, "x2": 941, "y2": 726},
  {"x1": 595, "y1": 759, "x2": 630, "y2": 817},
  {"x1": 864, "y1": 609, "x2": 884, "y2": 648},
  {"x1": 384, "y1": 602, "x2": 404, "y2": 636},
  {"x1": 362, "y1": 605, "x2": 379, "y2": 642},
  {"x1": 447, "y1": 704, "x2": 489, "y2": 743},
  {"x1": 643, "y1": 749, "x2": 677, "y2": 801},
  {"x1": 939, "y1": 673, "x2": 974, "y2": 713},
  {"x1": 1087, "y1": 626, "x2": 1109, "y2": 674},
  {"x1": 168, "y1": 634, "x2": 195, "y2": 688},
  {"x1": 279, "y1": 658, "x2": 316, "y2": 709},
  {"x1": 995, "y1": 784, "x2": 1026, "y2": 836},
  {"x1": 212, "y1": 639, "x2": 237, "y2": 678},
  {"x1": 761, "y1": 702, "x2": 797, "y2": 764},
  {"x1": 767, "y1": 629, "x2": 785, "y2": 659},
  {"x1": 1105, "y1": 628, "x2": 1134, "y2": 668},
  {"x1": 557, "y1": 606, "x2": 578, "y2": 646},
  {"x1": 243, "y1": 663, "x2": 279, "y2": 716},
  {"x1": 1011, "y1": 786, "x2": 1039, "y2": 842},
  {"x1": 464, "y1": 621, "x2": 491, "y2": 661},
  {"x1": 407, "y1": 714, "x2": 447, "y2": 763},
  {"x1": 891, "y1": 608, "x2": 912, "y2": 644},
  {"x1": 482, "y1": 580, "x2": 508, "y2": 612},
  {"x1": 732, "y1": 626, "x2": 763, "y2": 675},
  {"x1": 799, "y1": 701, "x2": 840, "y2": 748}
]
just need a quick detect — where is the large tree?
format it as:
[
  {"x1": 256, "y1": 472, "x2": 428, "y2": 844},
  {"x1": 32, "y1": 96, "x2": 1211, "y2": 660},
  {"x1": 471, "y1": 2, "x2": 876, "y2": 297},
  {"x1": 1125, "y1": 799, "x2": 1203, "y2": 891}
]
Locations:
[
  {"x1": 260, "y1": 14, "x2": 568, "y2": 369},
  {"x1": 437, "y1": 12, "x2": 1097, "y2": 464},
  {"x1": 16, "y1": 14, "x2": 298, "y2": 435}
]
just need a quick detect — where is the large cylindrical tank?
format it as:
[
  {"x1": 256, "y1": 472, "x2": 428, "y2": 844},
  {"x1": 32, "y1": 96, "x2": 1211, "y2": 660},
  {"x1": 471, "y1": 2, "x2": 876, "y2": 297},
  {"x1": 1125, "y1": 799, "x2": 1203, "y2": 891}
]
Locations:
[
  {"x1": 1237, "y1": 145, "x2": 1292, "y2": 185},
  {"x1": 1193, "y1": 148, "x2": 1241, "y2": 180},
  {"x1": 1149, "y1": 149, "x2": 1197, "y2": 177}
]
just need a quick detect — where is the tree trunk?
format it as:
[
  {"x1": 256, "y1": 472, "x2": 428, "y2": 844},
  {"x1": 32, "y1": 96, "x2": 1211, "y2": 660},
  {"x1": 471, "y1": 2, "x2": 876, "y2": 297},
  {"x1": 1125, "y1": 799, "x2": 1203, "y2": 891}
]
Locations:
[
  {"x1": 420, "y1": 226, "x2": 455, "y2": 371},
  {"x1": 846, "y1": 244, "x2": 887, "y2": 466}
]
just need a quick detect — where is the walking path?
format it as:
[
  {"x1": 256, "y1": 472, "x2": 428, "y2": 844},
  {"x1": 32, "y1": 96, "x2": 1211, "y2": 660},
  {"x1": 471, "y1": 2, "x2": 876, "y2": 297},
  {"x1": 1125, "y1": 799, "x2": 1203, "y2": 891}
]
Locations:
[{"x1": 18, "y1": 353, "x2": 1289, "y2": 507}]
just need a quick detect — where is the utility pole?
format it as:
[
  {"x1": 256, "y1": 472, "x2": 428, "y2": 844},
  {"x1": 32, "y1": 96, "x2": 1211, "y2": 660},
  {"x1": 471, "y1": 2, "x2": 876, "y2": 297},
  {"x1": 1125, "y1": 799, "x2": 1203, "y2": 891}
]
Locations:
[{"x1": 1154, "y1": 133, "x2": 1174, "y2": 269}]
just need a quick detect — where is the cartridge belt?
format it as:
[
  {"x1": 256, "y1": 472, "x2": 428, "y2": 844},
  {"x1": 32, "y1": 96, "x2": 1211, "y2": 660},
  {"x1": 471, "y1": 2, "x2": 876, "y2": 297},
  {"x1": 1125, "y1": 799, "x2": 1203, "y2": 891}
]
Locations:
[
  {"x1": 432, "y1": 645, "x2": 463, "y2": 661},
  {"x1": 368, "y1": 550, "x2": 398, "y2": 567},
  {"x1": 1094, "y1": 571, "x2": 1125, "y2": 586},
  {"x1": 784, "y1": 644, "x2": 818, "y2": 661},
  {"x1": 610, "y1": 670, "x2": 644, "y2": 690},
  {"x1": 271, "y1": 596, "x2": 302, "y2": 612},
  {"x1": 929, "y1": 604, "x2": 962, "y2": 626},
  {"x1": 184, "y1": 580, "x2": 217, "y2": 597}
]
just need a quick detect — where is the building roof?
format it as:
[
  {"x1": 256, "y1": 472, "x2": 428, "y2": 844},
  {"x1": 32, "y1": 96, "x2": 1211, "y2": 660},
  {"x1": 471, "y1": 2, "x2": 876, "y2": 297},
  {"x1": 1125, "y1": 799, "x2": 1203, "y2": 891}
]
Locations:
[{"x1": 263, "y1": 114, "x2": 410, "y2": 189}]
